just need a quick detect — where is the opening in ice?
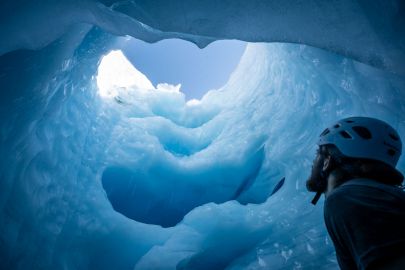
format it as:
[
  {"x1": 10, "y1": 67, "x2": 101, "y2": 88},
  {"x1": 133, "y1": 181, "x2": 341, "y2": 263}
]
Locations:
[
  {"x1": 97, "y1": 38, "x2": 246, "y2": 101},
  {"x1": 97, "y1": 40, "x2": 277, "y2": 228}
]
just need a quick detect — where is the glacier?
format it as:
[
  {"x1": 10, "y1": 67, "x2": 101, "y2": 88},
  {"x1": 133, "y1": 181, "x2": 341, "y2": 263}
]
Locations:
[
  {"x1": 1, "y1": 1, "x2": 405, "y2": 270},
  {"x1": 1, "y1": 0, "x2": 404, "y2": 75}
]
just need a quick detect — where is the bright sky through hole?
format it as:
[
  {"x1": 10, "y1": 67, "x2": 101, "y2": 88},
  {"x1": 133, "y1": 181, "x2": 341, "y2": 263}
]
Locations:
[
  {"x1": 96, "y1": 50, "x2": 154, "y2": 98},
  {"x1": 121, "y1": 38, "x2": 247, "y2": 100}
]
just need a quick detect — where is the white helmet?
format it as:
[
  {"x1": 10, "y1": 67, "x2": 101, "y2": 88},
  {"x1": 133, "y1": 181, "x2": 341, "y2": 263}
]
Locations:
[{"x1": 318, "y1": 117, "x2": 402, "y2": 168}]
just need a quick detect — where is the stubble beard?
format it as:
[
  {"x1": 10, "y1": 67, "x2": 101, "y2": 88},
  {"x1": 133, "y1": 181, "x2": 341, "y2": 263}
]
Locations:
[{"x1": 306, "y1": 158, "x2": 324, "y2": 192}]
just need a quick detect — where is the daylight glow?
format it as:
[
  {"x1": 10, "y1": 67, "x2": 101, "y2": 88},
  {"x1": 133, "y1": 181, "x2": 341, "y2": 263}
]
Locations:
[
  {"x1": 96, "y1": 50, "x2": 154, "y2": 98},
  {"x1": 156, "y1": 83, "x2": 182, "y2": 92},
  {"x1": 186, "y1": 99, "x2": 201, "y2": 106}
]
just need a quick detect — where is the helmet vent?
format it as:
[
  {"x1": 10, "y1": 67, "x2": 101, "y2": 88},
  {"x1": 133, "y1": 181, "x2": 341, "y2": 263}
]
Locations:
[
  {"x1": 340, "y1": 131, "x2": 352, "y2": 139},
  {"x1": 320, "y1": 128, "x2": 330, "y2": 136},
  {"x1": 389, "y1": 133, "x2": 399, "y2": 141},
  {"x1": 352, "y1": 126, "x2": 372, "y2": 140},
  {"x1": 334, "y1": 124, "x2": 341, "y2": 129},
  {"x1": 387, "y1": 149, "x2": 396, "y2": 156},
  {"x1": 345, "y1": 120, "x2": 354, "y2": 123}
]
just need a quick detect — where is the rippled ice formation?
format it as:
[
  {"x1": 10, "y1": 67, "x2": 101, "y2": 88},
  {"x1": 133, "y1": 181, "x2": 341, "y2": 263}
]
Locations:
[{"x1": 1, "y1": 40, "x2": 404, "y2": 270}]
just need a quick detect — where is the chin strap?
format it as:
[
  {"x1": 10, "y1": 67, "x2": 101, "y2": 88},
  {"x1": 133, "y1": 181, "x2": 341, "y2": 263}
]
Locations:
[{"x1": 311, "y1": 191, "x2": 323, "y2": 205}]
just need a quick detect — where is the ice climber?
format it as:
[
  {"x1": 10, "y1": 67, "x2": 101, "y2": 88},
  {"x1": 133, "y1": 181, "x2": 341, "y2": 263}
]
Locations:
[{"x1": 306, "y1": 117, "x2": 405, "y2": 270}]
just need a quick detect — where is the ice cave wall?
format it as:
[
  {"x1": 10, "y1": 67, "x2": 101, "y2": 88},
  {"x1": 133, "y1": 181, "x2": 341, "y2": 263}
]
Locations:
[
  {"x1": 0, "y1": 1, "x2": 405, "y2": 270},
  {"x1": 1, "y1": 0, "x2": 404, "y2": 74}
]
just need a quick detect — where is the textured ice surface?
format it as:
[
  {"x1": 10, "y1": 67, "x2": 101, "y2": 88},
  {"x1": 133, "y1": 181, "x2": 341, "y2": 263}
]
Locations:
[
  {"x1": 1, "y1": 0, "x2": 404, "y2": 74},
  {"x1": 1, "y1": 1, "x2": 405, "y2": 269},
  {"x1": 1, "y1": 25, "x2": 404, "y2": 269},
  {"x1": 97, "y1": 50, "x2": 266, "y2": 228}
]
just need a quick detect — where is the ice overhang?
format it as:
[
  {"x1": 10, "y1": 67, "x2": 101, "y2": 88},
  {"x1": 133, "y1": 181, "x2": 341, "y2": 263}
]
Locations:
[{"x1": 0, "y1": 0, "x2": 404, "y2": 74}]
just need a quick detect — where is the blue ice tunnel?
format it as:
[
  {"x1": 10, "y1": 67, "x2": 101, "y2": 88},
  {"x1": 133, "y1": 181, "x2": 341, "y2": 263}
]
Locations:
[{"x1": 1, "y1": 1, "x2": 405, "y2": 270}]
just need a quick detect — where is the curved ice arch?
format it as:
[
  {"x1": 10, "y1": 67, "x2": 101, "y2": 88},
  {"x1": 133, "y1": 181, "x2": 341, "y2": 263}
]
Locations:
[
  {"x1": 1, "y1": 12, "x2": 405, "y2": 270},
  {"x1": 1, "y1": 0, "x2": 404, "y2": 75}
]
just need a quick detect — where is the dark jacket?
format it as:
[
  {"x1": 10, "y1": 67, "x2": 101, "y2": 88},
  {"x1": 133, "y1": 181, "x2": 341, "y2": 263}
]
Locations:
[{"x1": 324, "y1": 178, "x2": 405, "y2": 270}]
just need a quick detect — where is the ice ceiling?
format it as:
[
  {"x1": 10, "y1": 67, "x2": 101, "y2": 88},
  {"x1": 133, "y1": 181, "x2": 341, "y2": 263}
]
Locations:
[{"x1": 0, "y1": 1, "x2": 405, "y2": 270}]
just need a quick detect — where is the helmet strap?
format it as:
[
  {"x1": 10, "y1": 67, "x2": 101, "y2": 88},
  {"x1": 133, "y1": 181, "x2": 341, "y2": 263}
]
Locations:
[{"x1": 311, "y1": 191, "x2": 323, "y2": 205}]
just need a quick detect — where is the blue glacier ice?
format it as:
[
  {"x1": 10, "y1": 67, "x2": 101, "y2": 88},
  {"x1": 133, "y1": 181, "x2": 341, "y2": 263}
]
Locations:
[
  {"x1": 1, "y1": 1, "x2": 405, "y2": 270},
  {"x1": 1, "y1": 0, "x2": 404, "y2": 74}
]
